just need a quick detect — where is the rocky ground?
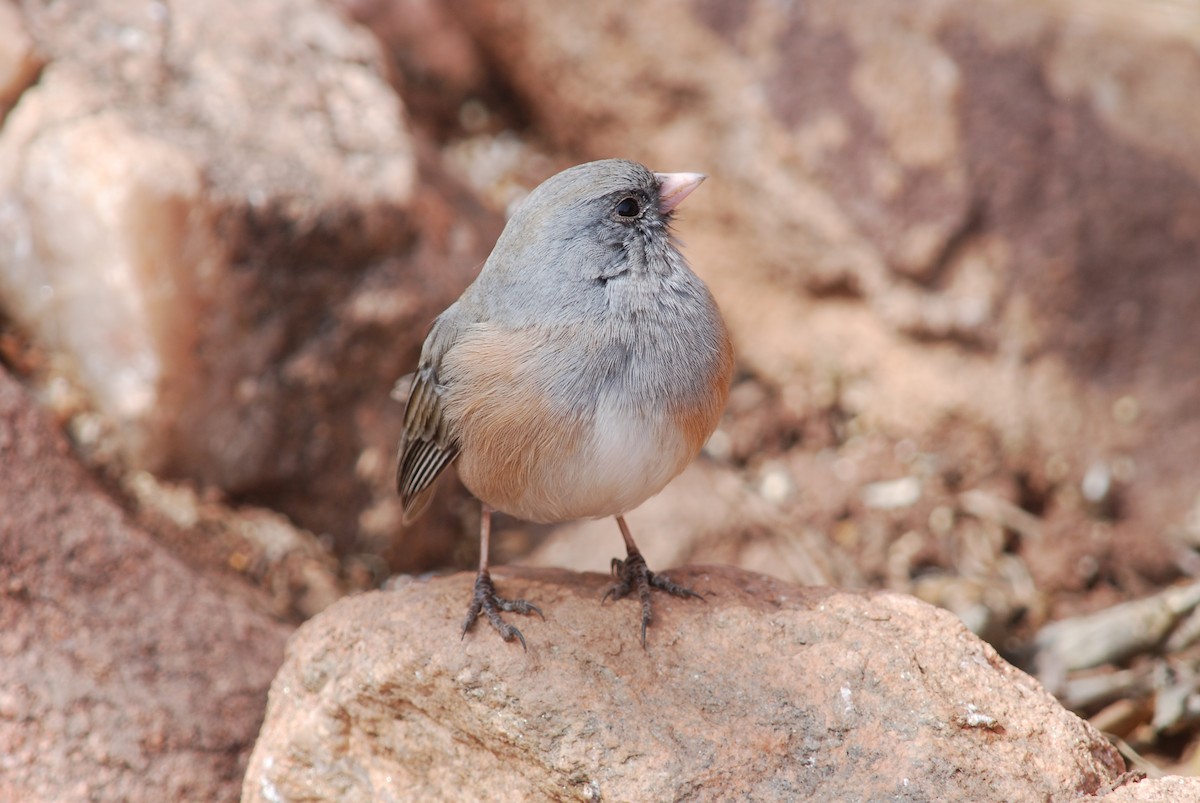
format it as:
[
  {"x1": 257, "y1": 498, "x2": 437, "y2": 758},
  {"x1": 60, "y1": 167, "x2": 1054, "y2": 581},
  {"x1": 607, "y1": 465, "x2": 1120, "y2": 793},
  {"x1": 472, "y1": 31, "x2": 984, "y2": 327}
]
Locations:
[{"x1": 3, "y1": 0, "x2": 1200, "y2": 799}]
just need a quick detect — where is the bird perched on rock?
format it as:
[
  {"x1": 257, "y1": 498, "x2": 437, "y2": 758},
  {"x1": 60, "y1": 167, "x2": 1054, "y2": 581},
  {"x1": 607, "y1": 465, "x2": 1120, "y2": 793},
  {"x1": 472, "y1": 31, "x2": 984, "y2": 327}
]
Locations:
[{"x1": 397, "y1": 159, "x2": 733, "y2": 647}]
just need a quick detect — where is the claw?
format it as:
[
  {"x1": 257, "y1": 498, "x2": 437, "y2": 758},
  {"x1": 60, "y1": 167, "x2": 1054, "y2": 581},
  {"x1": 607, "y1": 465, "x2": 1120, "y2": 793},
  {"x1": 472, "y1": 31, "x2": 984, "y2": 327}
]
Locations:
[
  {"x1": 602, "y1": 549, "x2": 704, "y2": 646},
  {"x1": 461, "y1": 570, "x2": 542, "y2": 650}
]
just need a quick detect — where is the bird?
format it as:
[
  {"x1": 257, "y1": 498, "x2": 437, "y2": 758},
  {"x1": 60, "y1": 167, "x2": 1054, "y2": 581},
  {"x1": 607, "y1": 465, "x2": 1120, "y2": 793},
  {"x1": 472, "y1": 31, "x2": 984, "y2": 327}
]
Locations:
[{"x1": 396, "y1": 158, "x2": 733, "y2": 648}]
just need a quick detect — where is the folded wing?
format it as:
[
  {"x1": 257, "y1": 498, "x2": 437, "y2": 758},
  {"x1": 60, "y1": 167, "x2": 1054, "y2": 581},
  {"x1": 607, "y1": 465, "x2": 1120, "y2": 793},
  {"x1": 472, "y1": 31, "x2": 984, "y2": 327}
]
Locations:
[{"x1": 396, "y1": 312, "x2": 462, "y2": 523}]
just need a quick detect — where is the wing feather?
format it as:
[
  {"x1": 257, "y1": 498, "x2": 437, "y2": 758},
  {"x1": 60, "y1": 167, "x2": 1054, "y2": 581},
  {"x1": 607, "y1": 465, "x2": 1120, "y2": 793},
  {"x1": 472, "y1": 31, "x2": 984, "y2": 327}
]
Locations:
[{"x1": 396, "y1": 311, "x2": 463, "y2": 522}]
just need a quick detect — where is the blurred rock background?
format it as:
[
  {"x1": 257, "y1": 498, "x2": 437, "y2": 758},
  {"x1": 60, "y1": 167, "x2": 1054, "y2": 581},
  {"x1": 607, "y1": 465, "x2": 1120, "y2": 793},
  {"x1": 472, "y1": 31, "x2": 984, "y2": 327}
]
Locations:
[{"x1": 3, "y1": 0, "x2": 1200, "y2": 798}]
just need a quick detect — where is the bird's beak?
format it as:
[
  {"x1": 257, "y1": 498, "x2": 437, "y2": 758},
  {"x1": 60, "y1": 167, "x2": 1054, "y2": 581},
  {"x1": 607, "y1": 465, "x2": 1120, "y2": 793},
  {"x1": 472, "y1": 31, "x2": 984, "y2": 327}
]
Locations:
[{"x1": 655, "y1": 172, "x2": 706, "y2": 215}]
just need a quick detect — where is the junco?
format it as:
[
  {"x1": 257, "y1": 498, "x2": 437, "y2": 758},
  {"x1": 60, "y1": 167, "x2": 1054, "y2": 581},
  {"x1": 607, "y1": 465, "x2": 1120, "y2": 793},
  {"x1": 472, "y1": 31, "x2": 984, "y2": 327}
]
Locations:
[{"x1": 397, "y1": 159, "x2": 733, "y2": 647}]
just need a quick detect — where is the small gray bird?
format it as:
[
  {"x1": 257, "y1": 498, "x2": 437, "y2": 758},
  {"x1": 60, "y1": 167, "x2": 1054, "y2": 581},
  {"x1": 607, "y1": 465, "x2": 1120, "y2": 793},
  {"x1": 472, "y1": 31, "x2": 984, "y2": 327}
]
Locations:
[{"x1": 397, "y1": 158, "x2": 733, "y2": 647}]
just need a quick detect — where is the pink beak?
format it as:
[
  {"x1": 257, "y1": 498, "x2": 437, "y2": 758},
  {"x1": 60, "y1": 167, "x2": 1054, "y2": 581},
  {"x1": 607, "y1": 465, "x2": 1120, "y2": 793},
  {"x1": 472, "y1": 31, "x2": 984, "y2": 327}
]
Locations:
[{"x1": 654, "y1": 172, "x2": 706, "y2": 215}]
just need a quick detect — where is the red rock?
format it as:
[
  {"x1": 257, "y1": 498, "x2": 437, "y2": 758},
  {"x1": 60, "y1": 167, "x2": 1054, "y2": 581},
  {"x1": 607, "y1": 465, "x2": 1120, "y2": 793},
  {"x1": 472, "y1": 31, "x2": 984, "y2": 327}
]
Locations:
[
  {"x1": 0, "y1": 3, "x2": 41, "y2": 113},
  {"x1": 0, "y1": 0, "x2": 501, "y2": 558},
  {"x1": 244, "y1": 565, "x2": 1123, "y2": 801},
  {"x1": 0, "y1": 367, "x2": 291, "y2": 802},
  {"x1": 1102, "y1": 775, "x2": 1200, "y2": 802}
]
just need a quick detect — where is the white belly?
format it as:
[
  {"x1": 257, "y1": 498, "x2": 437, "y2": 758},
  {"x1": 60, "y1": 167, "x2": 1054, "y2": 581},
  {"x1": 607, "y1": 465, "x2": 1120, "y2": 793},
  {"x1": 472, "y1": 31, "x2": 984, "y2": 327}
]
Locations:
[
  {"x1": 475, "y1": 393, "x2": 694, "y2": 524},
  {"x1": 445, "y1": 315, "x2": 727, "y2": 525},
  {"x1": 571, "y1": 396, "x2": 692, "y2": 519}
]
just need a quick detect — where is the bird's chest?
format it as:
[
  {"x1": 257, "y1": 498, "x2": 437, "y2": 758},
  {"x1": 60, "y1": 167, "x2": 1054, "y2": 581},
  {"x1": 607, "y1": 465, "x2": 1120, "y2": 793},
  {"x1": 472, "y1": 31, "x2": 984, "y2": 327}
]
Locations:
[
  {"x1": 458, "y1": 390, "x2": 693, "y2": 523},
  {"x1": 449, "y1": 330, "x2": 704, "y2": 522}
]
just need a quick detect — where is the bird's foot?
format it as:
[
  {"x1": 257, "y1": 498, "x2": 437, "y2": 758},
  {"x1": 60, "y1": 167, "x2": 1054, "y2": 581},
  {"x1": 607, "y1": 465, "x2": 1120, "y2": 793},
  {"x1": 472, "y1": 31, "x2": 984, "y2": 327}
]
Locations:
[
  {"x1": 602, "y1": 549, "x2": 704, "y2": 646},
  {"x1": 462, "y1": 570, "x2": 543, "y2": 650}
]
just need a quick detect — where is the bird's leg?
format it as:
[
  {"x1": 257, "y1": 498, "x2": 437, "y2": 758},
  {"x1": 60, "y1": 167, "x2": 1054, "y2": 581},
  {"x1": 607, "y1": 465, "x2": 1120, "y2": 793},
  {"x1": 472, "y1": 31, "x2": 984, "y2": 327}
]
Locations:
[
  {"x1": 602, "y1": 515, "x2": 704, "y2": 645},
  {"x1": 462, "y1": 505, "x2": 543, "y2": 649}
]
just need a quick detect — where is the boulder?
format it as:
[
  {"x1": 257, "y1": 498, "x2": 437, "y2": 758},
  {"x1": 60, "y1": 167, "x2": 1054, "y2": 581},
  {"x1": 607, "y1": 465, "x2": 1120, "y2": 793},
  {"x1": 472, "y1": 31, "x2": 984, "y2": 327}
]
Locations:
[
  {"x1": 0, "y1": 2, "x2": 41, "y2": 114},
  {"x1": 1103, "y1": 775, "x2": 1200, "y2": 802},
  {"x1": 0, "y1": 0, "x2": 501, "y2": 557},
  {"x1": 243, "y1": 565, "x2": 1123, "y2": 801},
  {"x1": 0, "y1": 366, "x2": 291, "y2": 802}
]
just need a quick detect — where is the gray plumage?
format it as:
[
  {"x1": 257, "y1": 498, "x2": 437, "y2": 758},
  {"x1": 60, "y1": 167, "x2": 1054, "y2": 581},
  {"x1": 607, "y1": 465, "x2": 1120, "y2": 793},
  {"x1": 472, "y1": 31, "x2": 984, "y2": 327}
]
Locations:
[{"x1": 397, "y1": 158, "x2": 731, "y2": 524}]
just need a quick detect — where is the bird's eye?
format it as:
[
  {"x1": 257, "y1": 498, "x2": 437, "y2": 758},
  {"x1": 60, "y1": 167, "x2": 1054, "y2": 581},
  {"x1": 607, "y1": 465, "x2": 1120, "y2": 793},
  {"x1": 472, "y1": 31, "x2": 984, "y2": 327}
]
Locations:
[{"x1": 615, "y1": 196, "x2": 642, "y2": 219}]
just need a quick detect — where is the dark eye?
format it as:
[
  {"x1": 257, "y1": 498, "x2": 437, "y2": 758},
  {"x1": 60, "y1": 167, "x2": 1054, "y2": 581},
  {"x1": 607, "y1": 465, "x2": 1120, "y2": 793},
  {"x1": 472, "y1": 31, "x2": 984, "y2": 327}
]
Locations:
[{"x1": 614, "y1": 196, "x2": 642, "y2": 219}]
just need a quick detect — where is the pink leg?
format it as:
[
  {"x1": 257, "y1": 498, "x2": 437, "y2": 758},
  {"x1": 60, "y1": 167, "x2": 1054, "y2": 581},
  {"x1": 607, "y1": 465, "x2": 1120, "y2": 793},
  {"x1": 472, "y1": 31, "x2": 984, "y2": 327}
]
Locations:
[
  {"x1": 603, "y1": 515, "x2": 704, "y2": 646},
  {"x1": 461, "y1": 505, "x2": 543, "y2": 649}
]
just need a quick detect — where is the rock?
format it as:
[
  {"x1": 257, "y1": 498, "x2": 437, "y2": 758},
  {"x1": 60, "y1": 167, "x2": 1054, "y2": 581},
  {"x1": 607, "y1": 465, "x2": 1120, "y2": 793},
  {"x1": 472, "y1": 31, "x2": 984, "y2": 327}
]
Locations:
[
  {"x1": 123, "y1": 469, "x2": 352, "y2": 621},
  {"x1": 243, "y1": 565, "x2": 1123, "y2": 801},
  {"x1": 444, "y1": 0, "x2": 1200, "y2": 590},
  {"x1": 0, "y1": 2, "x2": 41, "y2": 114},
  {"x1": 1102, "y1": 775, "x2": 1200, "y2": 802},
  {"x1": 334, "y1": 0, "x2": 496, "y2": 135},
  {"x1": 0, "y1": 366, "x2": 292, "y2": 802},
  {"x1": 0, "y1": 0, "x2": 501, "y2": 556}
]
